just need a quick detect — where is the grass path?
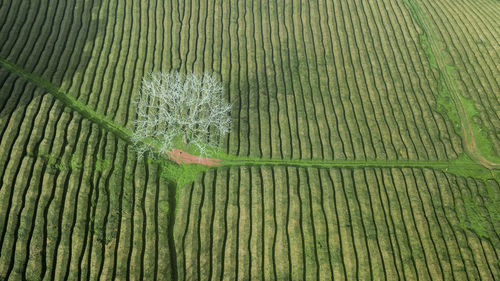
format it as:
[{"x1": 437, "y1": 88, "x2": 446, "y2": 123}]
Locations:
[
  {"x1": 220, "y1": 156, "x2": 472, "y2": 169},
  {"x1": 1, "y1": 56, "x2": 498, "y2": 179},
  {"x1": 0, "y1": 57, "x2": 133, "y2": 144},
  {"x1": 403, "y1": 0, "x2": 500, "y2": 170}
]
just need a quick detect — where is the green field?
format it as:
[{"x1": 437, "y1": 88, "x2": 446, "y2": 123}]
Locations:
[{"x1": 0, "y1": 0, "x2": 499, "y2": 280}]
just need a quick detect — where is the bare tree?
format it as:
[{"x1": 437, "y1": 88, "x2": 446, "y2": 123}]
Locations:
[{"x1": 132, "y1": 72, "x2": 231, "y2": 158}]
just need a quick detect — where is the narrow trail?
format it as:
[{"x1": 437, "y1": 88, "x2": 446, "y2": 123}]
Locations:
[
  {"x1": 1, "y1": 56, "x2": 498, "y2": 173},
  {"x1": 165, "y1": 148, "x2": 482, "y2": 172},
  {"x1": 403, "y1": 0, "x2": 500, "y2": 171}
]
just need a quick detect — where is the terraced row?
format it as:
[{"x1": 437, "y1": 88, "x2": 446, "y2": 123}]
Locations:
[
  {"x1": 0, "y1": 120, "x2": 174, "y2": 280},
  {"x1": 175, "y1": 167, "x2": 500, "y2": 280},
  {"x1": 0, "y1": 0, "x2": 172, "y2": 131}
]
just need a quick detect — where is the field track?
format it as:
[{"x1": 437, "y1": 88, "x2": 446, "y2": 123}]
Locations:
[
  {"x1": 417, "y1": 0, "x2": 500, "y2": 156},
  {"x1": 0, "y1": 0, "x2": 499, "y2": 280}
]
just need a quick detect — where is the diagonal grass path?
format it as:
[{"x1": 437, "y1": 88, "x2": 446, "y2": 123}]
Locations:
[{"x1": 0, "y1": 57, "x2": 133, "y2": 143}]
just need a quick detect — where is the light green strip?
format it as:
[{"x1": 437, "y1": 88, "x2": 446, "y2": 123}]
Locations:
[
  {"x1": 217, "y1": 154, "x2": 496, "y2": 179},
  {"x1": 402, "y1": 0, "x2": 500, "y2": 169},
  {"x1": 0, "y1": 57, "x2": 134, "y2": 143}
]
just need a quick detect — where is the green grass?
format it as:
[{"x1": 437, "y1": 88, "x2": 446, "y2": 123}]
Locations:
[
  {"x1": 459, "y1": 181, "x2": 500, "y2": 245},
  {"x1": 69, "y1": 155, "x2": 83, "y2": 170},
  {"x1": 2, "y1": 0, "x2": 500, "y2": 279},
  {"x1": 95, "y1": 159, "x2": 111, "y2": 172},
  {"x1": 403, "y1": 0, "x2": 500, "y2": 166},
  {"x1": 402, "y1": 0, "x2": 500, "y2": 240},
  {"x1": 37, "y1": 151, "x2": 67, "y2": 172},
  {"x1": 170, "y1": 134, "x2": 221, "y2": 157},
  {"x1": 460, "y1": 196, "x2": 490, "y2": 238},
  {"x1": 419, "y1": 33, "x2": 437, "y2": 69},
  {"x1": 446, "y1": 154, "x2": 499, "y2": 180},
  {"x1": 460, "y1": 96, "x2": 500, "y2": 163},
  {"x1": 3, "y1": 52, "x2": 500, "y2": 254},
  {"x1": 213, "y1": 150, "x2": 498, "y2": 179},
  {"x1": 159, "y1": 161, "x2": 210, "y2": 189}
]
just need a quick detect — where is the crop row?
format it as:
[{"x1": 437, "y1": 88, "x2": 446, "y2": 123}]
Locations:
[
  {"x1": 0, "y1": 128, "x2": 174, "y2": 280},
  {"x1": 175, "y1": 167, "x2": 500, "y2": 280}
]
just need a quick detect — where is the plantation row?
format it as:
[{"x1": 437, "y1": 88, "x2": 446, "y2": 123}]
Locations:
[
  {"x1": 176, "y1": 167, "x2": 500, "y2": 280},
  {"x1": 417, "y1": 0, "x2": 500, "y2": 156},
  {"x1": 0, "y1": 0, "x2": 170, "y2": 134}
]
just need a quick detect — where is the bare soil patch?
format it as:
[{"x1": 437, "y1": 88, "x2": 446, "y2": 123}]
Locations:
[{"x1": 166, "y1": 149, "x2": 221, "y2": 166}]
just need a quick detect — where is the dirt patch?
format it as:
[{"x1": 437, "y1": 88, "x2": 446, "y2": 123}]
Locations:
[{"x1": 166, "y1": 148, "x2": 221, "y2": 166}]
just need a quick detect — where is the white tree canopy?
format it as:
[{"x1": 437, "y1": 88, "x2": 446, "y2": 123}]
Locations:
[{"x1": 132, "y1": 72, "x2": 231, "y2": 158}]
